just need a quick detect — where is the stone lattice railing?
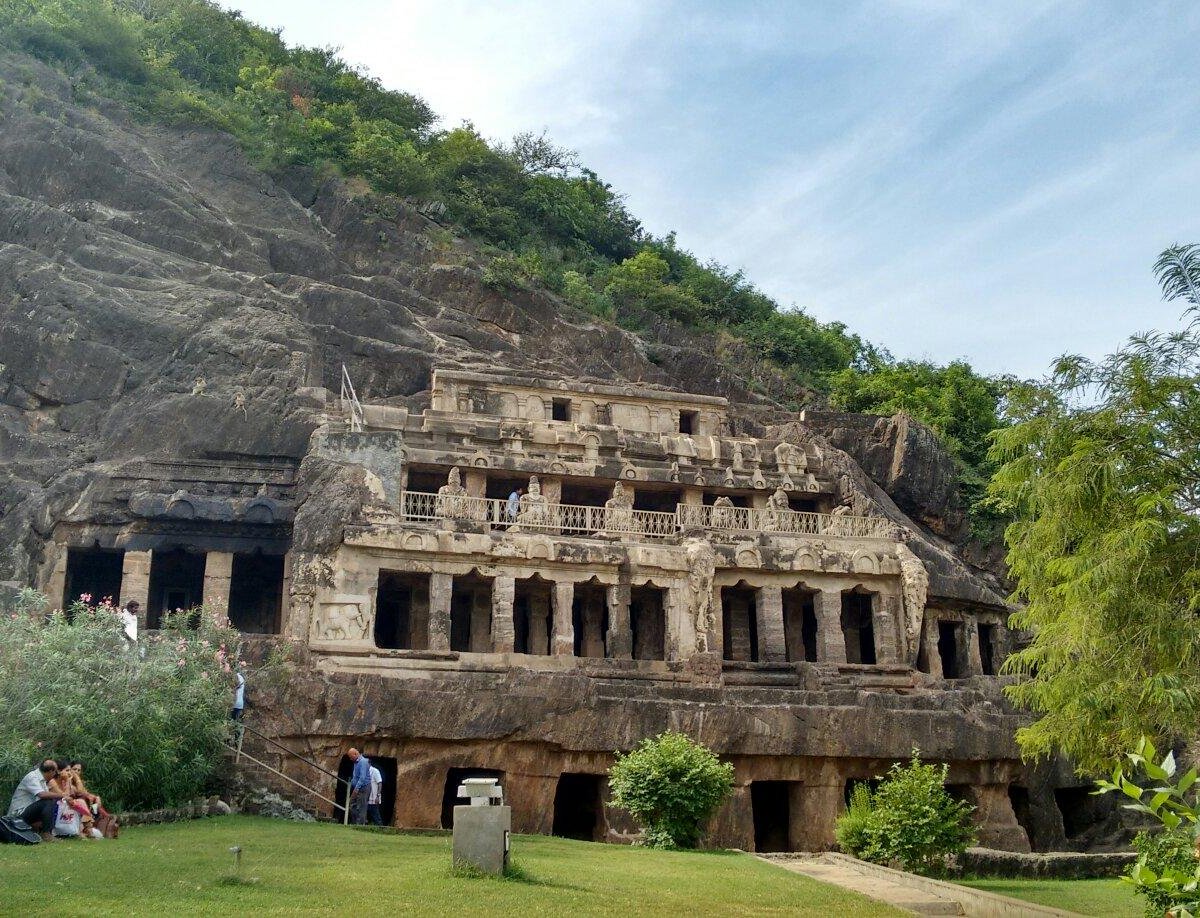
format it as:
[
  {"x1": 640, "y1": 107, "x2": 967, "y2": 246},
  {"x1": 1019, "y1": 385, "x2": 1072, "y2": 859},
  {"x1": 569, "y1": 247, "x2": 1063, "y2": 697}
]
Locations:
[{"x1": 399, "y1": 492, "x2": 891, "y2": 541}]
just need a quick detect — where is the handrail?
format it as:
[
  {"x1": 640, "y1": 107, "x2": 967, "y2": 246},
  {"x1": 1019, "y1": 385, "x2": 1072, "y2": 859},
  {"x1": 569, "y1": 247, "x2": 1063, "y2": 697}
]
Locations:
[
  {"x1": 222, "y1": 742, "x2": 341, "y2": 810},
  {"x1": 238, "y1": 722, "x2": 342, "y2": 782},
  {"x1": 397, "y1": 491, "x2": 892, "y2": 540},
  {"x1": 235, "y1": 721, "x2": 353, "y2": 824}
]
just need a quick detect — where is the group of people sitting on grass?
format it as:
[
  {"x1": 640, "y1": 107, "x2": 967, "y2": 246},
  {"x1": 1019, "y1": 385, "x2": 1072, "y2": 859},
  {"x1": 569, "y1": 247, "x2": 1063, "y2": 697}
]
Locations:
[{"x1": 7, "y1": 758, "x2": 115, "y2": 840}]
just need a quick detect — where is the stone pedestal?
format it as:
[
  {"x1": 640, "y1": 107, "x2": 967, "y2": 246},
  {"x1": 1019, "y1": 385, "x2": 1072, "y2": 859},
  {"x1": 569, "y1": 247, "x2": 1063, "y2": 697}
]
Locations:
[
  {"x1": 121, "y1": 550, "x2": 152, "y2": 630},
  {"x1": 605, "y1": 584, "x2": 632, "y2": 660},
  {"x1": 428, "y1": 573, "x2": 453, "y2": 651},
  {"x1": 551, "y1": 582, "x2": 574, "y2": 656},
  {"x1": 452, "y1": 805, "x2": 511, "y2": 876},
  {"x1": 814, "y1": 589, "x2": 846, "y2": 664},
  {"x1": 202, "y1": 551, "x2": 234, "y2": 618},
  {"x1": 491, "y1": 576, "x2": 515, "y2": 653},
  {"x1": 755, "y1": 586, "x2": 787, "y2": 663}
]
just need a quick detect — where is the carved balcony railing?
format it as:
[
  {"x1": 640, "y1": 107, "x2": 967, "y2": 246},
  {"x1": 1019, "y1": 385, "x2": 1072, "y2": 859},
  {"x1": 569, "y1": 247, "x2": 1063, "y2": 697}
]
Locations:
[{"x1": 398, "y1": 492, "x2": 891, "y2": 541}]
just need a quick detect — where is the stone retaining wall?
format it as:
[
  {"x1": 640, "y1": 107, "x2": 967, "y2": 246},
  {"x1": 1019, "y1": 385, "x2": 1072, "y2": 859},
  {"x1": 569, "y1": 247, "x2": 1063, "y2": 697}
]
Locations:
[{"x1": 960, "y1": 846, "x2": 1135, "y2": 879}]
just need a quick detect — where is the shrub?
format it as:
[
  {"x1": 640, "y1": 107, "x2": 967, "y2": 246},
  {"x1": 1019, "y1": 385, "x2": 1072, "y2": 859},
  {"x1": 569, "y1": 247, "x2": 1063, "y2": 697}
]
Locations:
[
  {"x1": 1097, "y1": 737, "x2": 1200, "y2": 917},
  {"x1": 607, "y1": 731, "x2": 733, "y2": 849},
  {"x1": 834, "y1": 751, "x2": 976, "y2": 872},
  {"x1": 0, "y1": 589, "x2": 279, "y2": 811}
]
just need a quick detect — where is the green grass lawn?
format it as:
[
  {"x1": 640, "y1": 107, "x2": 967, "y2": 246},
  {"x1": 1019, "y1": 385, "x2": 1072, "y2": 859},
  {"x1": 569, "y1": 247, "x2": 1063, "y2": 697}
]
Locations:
[
  {"x1": 0, "y1": 815, "x2": 905, "y2": 917},
  {"x1": 956, "y1": 877, "x2": 1142, "y2": 917}
]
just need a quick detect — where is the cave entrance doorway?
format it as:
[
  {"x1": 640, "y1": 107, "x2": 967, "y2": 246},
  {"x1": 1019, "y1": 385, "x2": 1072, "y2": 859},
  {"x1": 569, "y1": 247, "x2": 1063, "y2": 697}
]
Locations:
[
  {"x1": 147, "y1": 548, "x2": 206, "y2": 629},
  {"x1": 572, "y1": 579, "x2": 607, "y2": 658},
  {"x1": 978, "y1": 623, "x2": 998, "y2": 675},
  {"x1": 552, "y1": 773, "x2": 603, "y2": 841},
  {"x1": 375, "y1": 571, "x2": 430, "y2": 650},
  {"x1": 228, "y1": 551, "x2": 284, "y2": 634},
  {"x1": 721, "y1": 582, "x2": 758, "y2": 662},
  {"x1": 782, "y1": 585, "x2": 818, "y2": 662},
  {"x1": 63, "y1": 546, "x2": 125, "y2": 612},
  {"x1": 938, "y1": 621, "x2": 963, "y2": 679},
  {"x1": 840, "y1": 588, "x2": 876, "y2": 665},
  {"x1": 630, "y1": 585, "x2": 666, "y2": 660},
  {"x1": 751, "y1": 781, "x2": 795, "y2": 853},
  {"x1": 450, "y1": 571, "x2": 492, "y2": 653},
  {"x1": 441, "y1": 767, "x2": 504, "y2": 829}
]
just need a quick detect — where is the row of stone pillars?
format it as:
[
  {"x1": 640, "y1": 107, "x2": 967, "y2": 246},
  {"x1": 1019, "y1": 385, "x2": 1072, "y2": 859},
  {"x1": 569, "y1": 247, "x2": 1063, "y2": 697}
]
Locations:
[{"x1": 424, "y1": 575, "x2": 639, "y2": 659}]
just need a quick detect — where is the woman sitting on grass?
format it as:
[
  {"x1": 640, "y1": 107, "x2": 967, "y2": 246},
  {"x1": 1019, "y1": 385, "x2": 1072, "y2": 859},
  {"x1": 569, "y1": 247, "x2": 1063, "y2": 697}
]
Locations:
[{"x1": 51, "y1": 759, "x2": 100, "y2": 838}]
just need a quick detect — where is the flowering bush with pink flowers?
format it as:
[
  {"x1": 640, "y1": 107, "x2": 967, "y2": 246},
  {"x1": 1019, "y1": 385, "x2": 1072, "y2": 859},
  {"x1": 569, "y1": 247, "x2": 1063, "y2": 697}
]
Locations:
[{"x1": 0, "y1": 589, "x2": 252, "y2": 810}]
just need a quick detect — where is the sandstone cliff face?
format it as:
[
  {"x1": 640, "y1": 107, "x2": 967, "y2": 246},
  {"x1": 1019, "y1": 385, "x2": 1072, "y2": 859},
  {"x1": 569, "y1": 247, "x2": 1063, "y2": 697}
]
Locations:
[{"x1": 0, "y1": 50, "x2": 1001, "y2": 611}]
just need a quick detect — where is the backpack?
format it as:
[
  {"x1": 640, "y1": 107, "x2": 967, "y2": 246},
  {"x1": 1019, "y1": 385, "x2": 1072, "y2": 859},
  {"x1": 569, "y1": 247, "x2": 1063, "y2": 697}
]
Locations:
[{"x1": 0, "y1": 816, "x2": 41, "y2": 845}]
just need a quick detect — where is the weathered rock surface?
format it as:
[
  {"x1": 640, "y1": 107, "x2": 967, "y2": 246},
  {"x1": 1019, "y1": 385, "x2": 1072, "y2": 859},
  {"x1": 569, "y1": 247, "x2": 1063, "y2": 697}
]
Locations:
[{"x1": 0, "y1": 49, "x2": 1001, "y2": 615}]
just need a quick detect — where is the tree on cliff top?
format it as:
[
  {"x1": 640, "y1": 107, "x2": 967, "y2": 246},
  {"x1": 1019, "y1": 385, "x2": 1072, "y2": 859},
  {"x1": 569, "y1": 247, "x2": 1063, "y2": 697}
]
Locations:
[{"x1": 990, "y1": 244, "x2": 1200, "y2": 773}]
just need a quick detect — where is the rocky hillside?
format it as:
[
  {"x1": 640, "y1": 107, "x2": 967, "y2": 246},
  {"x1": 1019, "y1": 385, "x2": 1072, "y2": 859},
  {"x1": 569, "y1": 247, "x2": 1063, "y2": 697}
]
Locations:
[{"x1": 0, "y1": 50, "x2": 1003, "y2": 605}]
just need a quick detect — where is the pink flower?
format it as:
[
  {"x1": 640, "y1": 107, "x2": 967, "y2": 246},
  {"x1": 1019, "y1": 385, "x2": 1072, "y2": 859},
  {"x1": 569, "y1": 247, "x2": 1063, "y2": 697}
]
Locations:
[
  {"x1": 177, "y1": 659, "x2": 185, "y2": 667},
  {"x1": 200, "y1": 671, "x2": 209, "y2": 679},
  {"x1": 79, "y1": 593, "x2": 92, "y2": 603},
  {"x1": 35, "y1": 741, "x2": 42, "y2": 748}
]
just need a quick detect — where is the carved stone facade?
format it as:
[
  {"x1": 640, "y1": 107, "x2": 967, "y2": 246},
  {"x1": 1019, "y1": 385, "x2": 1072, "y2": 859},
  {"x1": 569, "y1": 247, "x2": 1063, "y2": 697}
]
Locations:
[{"x1": 36, "y1": 370, "x2": 1087, "y2": 853}]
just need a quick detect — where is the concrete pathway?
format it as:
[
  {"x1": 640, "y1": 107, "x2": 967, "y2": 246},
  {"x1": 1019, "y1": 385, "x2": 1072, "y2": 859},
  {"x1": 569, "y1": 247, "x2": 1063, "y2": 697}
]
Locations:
[{"x1": 762, "y1": 853, "x2": 1080, "y2": 917}]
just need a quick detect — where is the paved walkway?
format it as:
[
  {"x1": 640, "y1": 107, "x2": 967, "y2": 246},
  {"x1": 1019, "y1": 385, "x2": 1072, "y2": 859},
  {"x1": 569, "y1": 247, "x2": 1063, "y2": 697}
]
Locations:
[{"x1": 762, "y1": 853, "x2": 1079, "y2": 917}]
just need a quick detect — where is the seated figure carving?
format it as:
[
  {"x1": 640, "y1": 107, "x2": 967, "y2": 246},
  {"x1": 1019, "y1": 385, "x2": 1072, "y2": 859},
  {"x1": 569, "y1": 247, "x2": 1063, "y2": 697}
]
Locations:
[
  {"x1": 710, "y1": 495, "x2": 739, "y2": 530},
  {"x1": 603, "y1": 481, "x2": 636, "y2": 535},
  {"x1": 435, "y1": 467, "x2": 472, "y2": 521},
  {"x1": 761, "y1": 487, "x2": 793, "y2": 533},
  {"x1": 516, "y1": 475, "x2": 554, "y2": 530}
]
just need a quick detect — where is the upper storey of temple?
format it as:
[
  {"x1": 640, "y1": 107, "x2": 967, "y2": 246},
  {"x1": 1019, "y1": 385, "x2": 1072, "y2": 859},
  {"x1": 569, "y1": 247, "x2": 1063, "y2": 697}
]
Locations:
[{"x1": 429, "y1": 369, "x2": 729, "y2": 436}]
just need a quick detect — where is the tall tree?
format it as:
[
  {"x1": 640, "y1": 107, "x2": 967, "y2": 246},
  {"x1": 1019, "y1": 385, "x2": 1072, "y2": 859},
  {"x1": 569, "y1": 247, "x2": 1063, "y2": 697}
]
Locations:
[{"x1": 990, "y1": 245, "x2": 1200, "y2": 773}]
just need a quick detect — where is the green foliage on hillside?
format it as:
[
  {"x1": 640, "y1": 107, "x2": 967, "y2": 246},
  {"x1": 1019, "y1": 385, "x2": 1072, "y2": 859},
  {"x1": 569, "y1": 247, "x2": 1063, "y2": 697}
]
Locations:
[
  {"x1": 0, "y1": 0, "x2": 1004, "y2": 463},
  {"x1": 831, "y1": 359, "x2": 1012, "y2": 526}
]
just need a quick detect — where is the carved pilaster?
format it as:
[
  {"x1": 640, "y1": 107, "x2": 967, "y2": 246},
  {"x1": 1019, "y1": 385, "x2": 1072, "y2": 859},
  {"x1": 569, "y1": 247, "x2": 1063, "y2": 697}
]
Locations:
[
  {"x1": 428, "y1": 573, "x2": 453, "y2": 652},
  {"x1": 202, "y1": 551, "x2": 234, "y2": 619},
  {"x1": 814, "y1": 589, "x2": 846, "y2": 664},
  {"x1": 756, "y1": 586, "x2": 787, "y2": 663},
  {"x1": 491, "y1": 575, "x2": 515, "y2": 653},
  {"x1": 605, "y1": 583, "x2": 632, "y2": 660},
  {"x1": 873, "y1": 594, "x2": 901, "y2": 664},
  {"x1": 552, "y1": 581, "x2": 575, "y2": 656}
]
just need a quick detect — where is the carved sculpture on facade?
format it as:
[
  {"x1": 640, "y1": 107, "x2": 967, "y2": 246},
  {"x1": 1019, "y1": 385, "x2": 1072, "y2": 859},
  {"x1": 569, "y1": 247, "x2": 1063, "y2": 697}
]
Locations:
[
  {"x1": 516, "y1": 475, "x2": 553, "y2": 529},
  {"x1": 290, "y1": 554, "x2": 334, "y2": 641},
  {"x1": 896, "y1": 537, "x2": 929, "y2": 664},
  {"x1": 317, "y1": 600, "x2": 368, "y2": 642},
  {"x1": 774, "y1": 441, "x2": 807, "y2": 474},
  {"x1": 603, "y1": 481, "x2": 635, "y2": 534},
  {"x1": 762, "y1": 487, "x2": 791, "y2": 532},
  {"x1": 685, "y1": 538, "x2": 717, "y2": 654},
  {"x1": 435, "y1": 467, "x2": 471, "y2": 521},
  {"x1": 710, "y1": 495, "x2": 738, "y2": 530},
  {"x1": 732, "y1": 441, "x2": 745, "y2": 472}
]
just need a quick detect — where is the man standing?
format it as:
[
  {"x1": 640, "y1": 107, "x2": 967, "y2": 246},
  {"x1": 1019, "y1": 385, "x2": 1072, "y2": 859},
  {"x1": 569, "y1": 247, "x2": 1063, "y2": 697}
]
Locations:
[
  {"x1": 506, "y1": 488, "x2": 523, "y2": 523},
  {"x1": 7, "y1": 760, "x2": 65, "y2": 836},
  {"x1": 347, "y1": 748, "x2": 371, "y2": 825},
  {"x1": 230, "y1": 669, "x2": 245, "y2": 722},
  {"x1": 367, "y1": 763, "x2": 383, "y2": 827}
]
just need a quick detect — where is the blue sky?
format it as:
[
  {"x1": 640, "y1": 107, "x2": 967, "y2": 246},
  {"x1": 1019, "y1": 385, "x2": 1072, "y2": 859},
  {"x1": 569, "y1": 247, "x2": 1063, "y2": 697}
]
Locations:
[{"x1": 222, "y1": 1, "x2": 1200, "y2": 378}]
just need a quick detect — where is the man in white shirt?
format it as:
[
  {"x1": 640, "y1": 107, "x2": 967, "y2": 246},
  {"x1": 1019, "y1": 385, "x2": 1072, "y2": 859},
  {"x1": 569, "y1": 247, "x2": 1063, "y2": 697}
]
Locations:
[
  {"x1": 367, "y1": 764, "x2": 383, "y2": 826},
  {"x1": 119, "y1": 601, "x2": 138, "y2": 645},
  {"x1": 7, "y1": 760, "x2": 65, "y2": 834}
]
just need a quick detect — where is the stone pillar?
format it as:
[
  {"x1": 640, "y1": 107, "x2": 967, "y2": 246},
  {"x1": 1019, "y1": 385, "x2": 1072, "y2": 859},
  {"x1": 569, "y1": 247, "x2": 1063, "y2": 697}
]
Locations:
[
  {"x1": 814, "y1": 588, "x2": 846, "y2": 664},
  {"x1": 681, "y1": 488, "x2": 703, "y2": 506},
  {"x1": 464, "y1": 469, "x2": 487, "y2": 498},
  {"x1": 581, "y1": 591, "x2": 606, "y2": 658},
  {"x1": 202, "y1": 551, "x2": 234, "y2": 619},
  {"x1": 529, "y1": 589, "x2": 551, "y2": 655},
  {"x1": 279, "y1": 551, "x2": 294, "y2": 636},
  {"x1": 605, "y1": 584, "x2": 632, "y2": 660},
  {"x1": 755, "y1": 586, "x2": 787, "y2": 663},
  {"x1": 873, "y1": 594, "x2": 901, "y2": 664},
  {"x1": 963, "y1": 618, "x2": 984, "y2": 676},
  {"x1": 920, "y1": 615, "x2": 943, "y2": 678},
  {"x1": 491, "y1": 575, "x2": 515, "y2": 653},
  {"x1": 968, "y1": 784, "x2": 1032, "y2": 852},
  {"x1": 541, "y1": 477, "x2": 562, "y2": 505},
  {"x1": 43, "y1": 545, "x2": 68, "y2": 611},
  {"x1": 789, "y1": 783, "x2": 843, "y2": 851},
  {"x1": 428, "y1": 572, "x2": 453, "y2": 651},
  {"x1": 469, "y1": 586, "x2": 491, "y2": 652},
  {"x1": 551, "y1": 581, "x2": 575, "y2": 656},
  {"x1": 121, "y1": 550, "x2": 152, "y2": 630}
]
